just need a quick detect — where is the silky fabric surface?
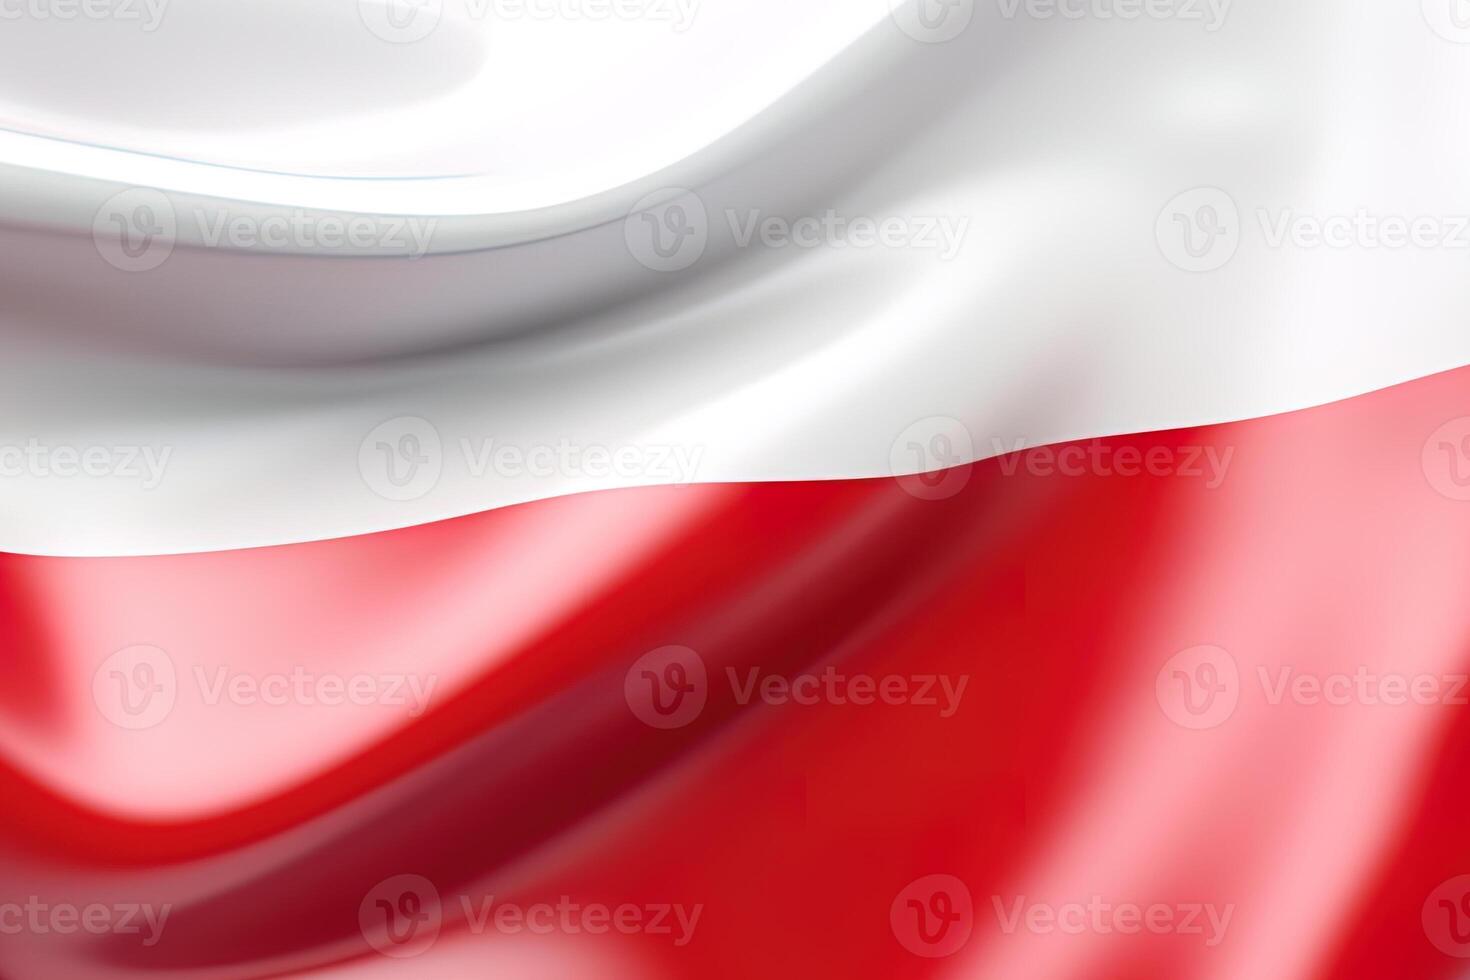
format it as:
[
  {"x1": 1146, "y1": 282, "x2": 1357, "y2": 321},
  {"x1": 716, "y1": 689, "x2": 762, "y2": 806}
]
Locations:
[{"x1": 4, "y1": 365, "x2": 1470, "y2": 977}]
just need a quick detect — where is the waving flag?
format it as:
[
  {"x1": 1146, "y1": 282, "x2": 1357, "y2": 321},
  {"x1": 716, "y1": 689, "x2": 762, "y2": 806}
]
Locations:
[{"x1": 5, "y1": 1, "x2": 1470, "y2": 977}]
